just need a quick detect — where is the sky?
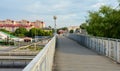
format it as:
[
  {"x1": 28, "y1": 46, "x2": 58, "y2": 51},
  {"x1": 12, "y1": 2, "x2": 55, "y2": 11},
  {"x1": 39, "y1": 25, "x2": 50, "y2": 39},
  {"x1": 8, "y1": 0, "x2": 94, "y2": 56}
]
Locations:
[{"x1": 0, "y1": 0, "x2": 118, "y2": 28}]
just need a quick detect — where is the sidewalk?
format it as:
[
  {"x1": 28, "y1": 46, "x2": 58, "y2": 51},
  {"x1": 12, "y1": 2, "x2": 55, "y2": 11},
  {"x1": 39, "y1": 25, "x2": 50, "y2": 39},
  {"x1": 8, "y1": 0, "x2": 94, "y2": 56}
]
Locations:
[{"x1": 53, "y1": 36, "x2": 120, "y2": 71}]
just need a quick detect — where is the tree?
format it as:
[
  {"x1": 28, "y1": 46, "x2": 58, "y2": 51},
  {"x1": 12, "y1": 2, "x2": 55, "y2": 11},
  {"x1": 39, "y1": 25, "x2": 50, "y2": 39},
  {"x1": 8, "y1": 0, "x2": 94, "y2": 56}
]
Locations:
[
  {"x1": 14, "y1": 27, "x2": 28, "y2": 37},
  {"x1": 0, "y1": 29, "x2": 11, "y2": 34},
  {"x1": 80, "y1": 23, "x2": 87, "y2": 29},
  {"x1": 75, "y1": 28, "x2": 80, "y2": 33},
  {"x1": 86, "y1": 5, "x2": 120, "y2": 38},
  {"x1": 69, "y1": 30, "x2": 74, "y2": 33},
  {"x1": 28, "y1": 28, "x2": 38, "y2": 37},
  {"x1": 61, "y1": 27, "x2": 68, "y2": 30},
  {"x1": 28, "y1": 28, "x2": 53, "y2": 37},
  {"x1": 37, "y1": 29, "x2": 43, "y2": 36},
  {"x1": 48, "y1": 26, "x2": 52, "y2": 29}
]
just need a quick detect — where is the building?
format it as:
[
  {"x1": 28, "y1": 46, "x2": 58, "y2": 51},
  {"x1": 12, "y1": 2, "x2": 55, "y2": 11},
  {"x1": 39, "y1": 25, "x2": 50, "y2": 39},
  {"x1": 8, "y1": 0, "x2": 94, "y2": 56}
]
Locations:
[
  {"x1": 0, "y1": 19, "x2": 45, "y2": 32},
  {"x1": 67, "y1": 26, "x2": 87, "y2": 34},
  {"x1": 31, "y1": 20, "x2": 45, "y2": 28}
]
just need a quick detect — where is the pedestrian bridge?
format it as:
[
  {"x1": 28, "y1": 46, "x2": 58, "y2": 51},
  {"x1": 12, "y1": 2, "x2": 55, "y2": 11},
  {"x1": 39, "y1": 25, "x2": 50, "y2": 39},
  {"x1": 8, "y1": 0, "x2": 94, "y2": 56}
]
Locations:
[{"x1": 23, "y1": 34, "x2": 120, "y2": 71}]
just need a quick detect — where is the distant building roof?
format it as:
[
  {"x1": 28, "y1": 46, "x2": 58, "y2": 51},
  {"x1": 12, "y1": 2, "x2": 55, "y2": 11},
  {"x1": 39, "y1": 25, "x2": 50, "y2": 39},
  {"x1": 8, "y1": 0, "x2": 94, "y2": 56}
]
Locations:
[{"x1": 0, "y1": 24, "x2": 32, "y2": 27}]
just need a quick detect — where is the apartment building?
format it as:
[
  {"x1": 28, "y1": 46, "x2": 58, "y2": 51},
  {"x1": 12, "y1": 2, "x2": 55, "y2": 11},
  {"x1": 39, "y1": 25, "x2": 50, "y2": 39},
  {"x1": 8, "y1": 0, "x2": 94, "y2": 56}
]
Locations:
[{"x1": 0, "y1": 19, "x2": 45, "y2": 32}]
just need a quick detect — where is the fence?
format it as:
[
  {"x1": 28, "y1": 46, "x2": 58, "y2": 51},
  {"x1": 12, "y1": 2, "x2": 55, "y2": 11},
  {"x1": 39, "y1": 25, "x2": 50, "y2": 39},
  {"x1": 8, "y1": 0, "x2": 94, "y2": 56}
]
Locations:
[
  {"x1": 23, "y1": 36, "x2": 56, "y2": 71},
  {"x1": 67, "y1": 34, "x2": 120, "y2": 63}
]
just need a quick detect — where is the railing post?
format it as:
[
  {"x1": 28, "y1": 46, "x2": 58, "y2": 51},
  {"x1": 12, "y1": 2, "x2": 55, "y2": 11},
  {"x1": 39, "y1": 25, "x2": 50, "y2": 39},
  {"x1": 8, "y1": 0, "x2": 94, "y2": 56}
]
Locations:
[
  {"x1": 108, "y1": 38, "x2": 111, "y2": 57},
  {"x1": 94, "y1": 37, "x2": 97, "y2": 51},
  {"x1": 89, "y1": 37, "x2": 91, "y2": 49},
  {"x1": 98, "y1": 39, "x2": 100, "y2": 53},
  {"x1": 96, "y1": 37, "x2": 98, "y2": 52},
  {"x1": 85, "y1": 36, "x2": 87, "y2": 47},
  {"x1": 102, "y1": 38, "x2": 105, "y2": 55},
  {"x1": 87, "y1": 36, "x2": 89, "y2": 48},
  {"x1": 106, "y1": 38, "x2": 109, "y2": 57},
  {"x1": 99, "y1": 38, "x2": 101, "y2": 54},
  {"x1": 92, "y1": 37, "x2": 94, "y2": 50},
  {"x1": 88, "y1": 36, "x2": 90, "y2": 48},
  {"x1": 116, "y1": 40, "x2": 120, "y2": 63},
  {"x1": 101, "y1": 38, "x2": 103, "y2": 54}
]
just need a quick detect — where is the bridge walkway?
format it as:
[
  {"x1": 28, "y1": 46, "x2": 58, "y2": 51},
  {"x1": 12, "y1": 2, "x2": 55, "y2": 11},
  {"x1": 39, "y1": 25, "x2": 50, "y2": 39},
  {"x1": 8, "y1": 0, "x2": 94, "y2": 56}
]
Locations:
[{"x1": 53, "y1": 36, "x2": 120, "y2": 71}]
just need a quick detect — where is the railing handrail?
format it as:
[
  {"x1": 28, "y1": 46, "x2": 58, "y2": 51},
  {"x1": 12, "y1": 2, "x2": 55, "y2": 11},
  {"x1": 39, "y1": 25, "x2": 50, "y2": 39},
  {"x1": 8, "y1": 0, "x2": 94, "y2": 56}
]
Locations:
[
  {"x1": 23, "y1": 36, "x2": 56, "y2": 71},
  {"x1": 74, "y1": 33, "x2": 120, "y2": 41}
]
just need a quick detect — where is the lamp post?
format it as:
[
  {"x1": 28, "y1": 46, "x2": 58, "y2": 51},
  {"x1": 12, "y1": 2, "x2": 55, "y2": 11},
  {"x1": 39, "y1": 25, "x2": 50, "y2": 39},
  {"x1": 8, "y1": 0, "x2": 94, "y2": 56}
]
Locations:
[{"x1": 53, "y1": 16, "x2": 57, "y2": 35}]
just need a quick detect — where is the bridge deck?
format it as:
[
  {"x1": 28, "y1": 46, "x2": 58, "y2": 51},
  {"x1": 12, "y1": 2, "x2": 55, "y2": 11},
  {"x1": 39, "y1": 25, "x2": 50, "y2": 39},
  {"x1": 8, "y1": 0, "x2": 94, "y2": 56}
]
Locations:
[{"x1": 53, "y1": 36, "x2": 120, "y2": 71}]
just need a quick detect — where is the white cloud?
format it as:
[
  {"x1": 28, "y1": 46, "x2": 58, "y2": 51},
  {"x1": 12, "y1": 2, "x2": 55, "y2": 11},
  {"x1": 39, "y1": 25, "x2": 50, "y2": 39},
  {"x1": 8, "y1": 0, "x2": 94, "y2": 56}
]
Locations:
[
  {"x1": 92, "y1": 2, "x2": 105, "y2": 8},
  {"x1": 58, "y1": 14, "x2": 77, "y2": 19},
  {"x1": 24, "y1": 0, "x2": 72, "y2": 14},
  {"x1": 25, "y1": 1, "x2": 47, "y2": 13},
  {"x1": 52, "y1": 1, "x2": 70, "y2": 9}
]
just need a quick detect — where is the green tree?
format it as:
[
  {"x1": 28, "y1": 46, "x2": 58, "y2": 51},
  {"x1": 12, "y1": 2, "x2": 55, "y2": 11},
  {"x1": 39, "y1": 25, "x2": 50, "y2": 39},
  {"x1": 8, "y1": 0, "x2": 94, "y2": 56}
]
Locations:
[
  {"x1": 37, "y1": 29, "x2": 43, "y2": 36},
  {"x1": 80, "y1": 23, "x2": 87, "y2": 29},
  {"x1": 86, "y1": 5, "x2": 120, "y2": 38},
  {"x1": 69, "y1": 30, "x2": 74, "y2": 33},
  {"x1": 28, "y1": 28, "x2": 52, "y2": 37},
  {"x1": 28, "y1": 28, "x2": 38, "y2": 37},
  {"x1": 61, "y1": 27, "x2": 68, "y2": 30},
  {"x1": 14, "y1": 27, "x2": 28, "y2": 37},
  {"x1": 0, "y1": 29, "x2": 11, "y2": 34}
]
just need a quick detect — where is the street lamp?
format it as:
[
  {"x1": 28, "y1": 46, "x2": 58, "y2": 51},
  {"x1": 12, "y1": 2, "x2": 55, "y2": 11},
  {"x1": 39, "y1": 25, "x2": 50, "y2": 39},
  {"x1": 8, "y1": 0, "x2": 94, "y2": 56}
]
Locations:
[{"x1": 53, "y1": 16, "x2": 57, "y2": 35}]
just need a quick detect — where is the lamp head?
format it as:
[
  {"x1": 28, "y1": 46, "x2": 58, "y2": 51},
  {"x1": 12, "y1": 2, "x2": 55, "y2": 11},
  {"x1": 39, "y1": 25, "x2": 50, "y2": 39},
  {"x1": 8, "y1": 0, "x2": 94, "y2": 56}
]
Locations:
[{"x1": 53, "y1": 16, "x2": 57, "y2": 20}]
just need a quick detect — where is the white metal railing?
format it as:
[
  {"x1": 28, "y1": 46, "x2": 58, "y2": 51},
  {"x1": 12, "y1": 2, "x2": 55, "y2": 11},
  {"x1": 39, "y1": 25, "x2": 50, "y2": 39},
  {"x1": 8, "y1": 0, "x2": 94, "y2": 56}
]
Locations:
[
  {"x1": 23, "y1": 36, "x2": 56, "y2": 71},
  {"x1": 67, "y1": 34, "x2": 120, "y2": 63}
]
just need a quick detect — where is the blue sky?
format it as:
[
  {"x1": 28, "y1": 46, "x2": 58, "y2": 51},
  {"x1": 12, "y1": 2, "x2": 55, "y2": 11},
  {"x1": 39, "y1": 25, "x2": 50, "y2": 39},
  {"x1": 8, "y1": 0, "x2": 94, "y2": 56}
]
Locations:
[{"x1": 0, "y1": 0, "x2": 118, "y2": 28}]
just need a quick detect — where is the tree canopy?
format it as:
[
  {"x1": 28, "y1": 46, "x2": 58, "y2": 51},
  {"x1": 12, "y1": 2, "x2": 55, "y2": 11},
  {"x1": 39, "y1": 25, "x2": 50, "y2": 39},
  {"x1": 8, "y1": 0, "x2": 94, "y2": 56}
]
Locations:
[
  {"x1": 0, "y1": 29, "x2": 11, "y2": 34},
  {"x1": 86, "y1": 5, "x2": 120, "y2": 38},
  {"x1": 13, "y1": 27, "x2": 53, "y2": 37},
  {"x1": 14, "y1": 27, "x2": 28, "y2": 37},
  {"x1": 80, "y1": 23, "x2": 87, "y2": 29},
  {"x1": 28, "y1": 28, "x2": 52, "y2": 37},
  {"x1": 69, "y1": 30, "x2": 74, "y2": 33}
]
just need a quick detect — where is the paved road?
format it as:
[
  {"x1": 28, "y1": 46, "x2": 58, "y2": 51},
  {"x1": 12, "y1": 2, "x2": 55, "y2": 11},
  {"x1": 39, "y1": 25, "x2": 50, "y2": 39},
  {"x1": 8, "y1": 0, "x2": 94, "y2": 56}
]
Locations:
[{"x1": 53, "y1": 36, "x2": 120, "y2": 71}]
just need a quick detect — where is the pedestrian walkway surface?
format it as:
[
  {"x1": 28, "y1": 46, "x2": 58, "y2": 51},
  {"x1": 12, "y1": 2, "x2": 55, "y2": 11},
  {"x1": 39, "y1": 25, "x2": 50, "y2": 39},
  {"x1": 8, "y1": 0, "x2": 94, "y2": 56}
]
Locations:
[{"x1": 53, "y1": 36, "x2": 120, "y2": 71}]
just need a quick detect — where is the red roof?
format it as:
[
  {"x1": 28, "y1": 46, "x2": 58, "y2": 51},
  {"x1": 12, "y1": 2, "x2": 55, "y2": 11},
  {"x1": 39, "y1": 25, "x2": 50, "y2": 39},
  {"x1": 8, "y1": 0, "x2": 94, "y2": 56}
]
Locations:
[{"x1": 0, "y1": 24, "x2": 32, "y2": 27}]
